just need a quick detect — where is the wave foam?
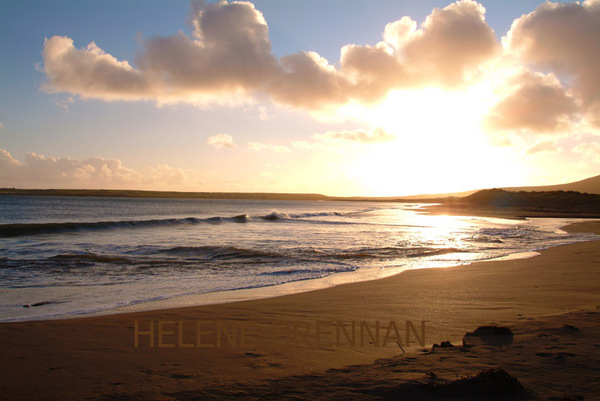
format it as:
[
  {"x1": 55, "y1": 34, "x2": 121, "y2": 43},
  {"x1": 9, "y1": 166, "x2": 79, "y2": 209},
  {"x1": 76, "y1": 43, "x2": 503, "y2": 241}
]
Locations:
[{"x1": 0, "y1": 210, "x2": 348, "y2": 237}]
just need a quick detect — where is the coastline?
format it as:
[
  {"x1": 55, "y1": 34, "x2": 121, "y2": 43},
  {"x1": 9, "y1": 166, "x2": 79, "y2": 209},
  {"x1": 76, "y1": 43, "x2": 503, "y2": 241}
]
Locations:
[
  {"x1": 87, "y1": 220, "x2": 591, "y2": 319},
  {"x1": 5, "y1": 215, "x2": 594, "y2": 323},
  {"x1": 1, "y1": 220, "x2": 599, "y2": 400}
]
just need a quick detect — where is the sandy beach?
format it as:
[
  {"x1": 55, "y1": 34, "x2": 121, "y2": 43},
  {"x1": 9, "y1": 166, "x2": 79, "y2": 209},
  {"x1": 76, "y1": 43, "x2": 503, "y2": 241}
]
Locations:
[{"x1": 1, "y1": 220, "x2": 599, "y2": 400}]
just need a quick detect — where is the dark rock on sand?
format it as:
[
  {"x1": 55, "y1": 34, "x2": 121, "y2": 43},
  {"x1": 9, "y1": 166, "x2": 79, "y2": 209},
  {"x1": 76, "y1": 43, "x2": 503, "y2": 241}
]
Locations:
[
  {"x1": 432, "y1": 368, "x2": 530, "y2": 399},
  {"x1": 463, "y1": 326, "x2": 514, "y2": 347},
  {"x1": 429, "y1": 340, "x2": 455, "y2": 352}
]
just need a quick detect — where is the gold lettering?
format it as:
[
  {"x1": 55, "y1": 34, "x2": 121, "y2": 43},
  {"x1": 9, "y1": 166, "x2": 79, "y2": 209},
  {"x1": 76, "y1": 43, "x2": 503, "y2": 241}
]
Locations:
[
  {"x1": 196, "y1": 320, "x2": 214, "y2": 348},
  {"x1": 406, "y1": 321, "x2": 426, "y2": 347},
  {"x1": 382, "y1": 321, "x2": 402, "y2": 347},
  {"x1": 315, "y1": 321, "x2": 332, "y2": 347},
  {"x1": 293, "y1": 321, "x2": 311, "y2": 346},
  {"x1": 134, "y1": 320, "x2": 154, "y2": 348},
  {"x1": 178, "y1": 320, "x2": 194, "y2": 348},
  {"x1": 158, "y1": 321, "x2": 176, "y2": 348},
  {"x1": 217, "y1": 321, "x2": 237, "y2": 347},
  {"x1": 336, "y1": 321, "x2": 356, "y2": 346},
  {"x1": 360, "y1": 320, "x2": 380, "y2": 347}
]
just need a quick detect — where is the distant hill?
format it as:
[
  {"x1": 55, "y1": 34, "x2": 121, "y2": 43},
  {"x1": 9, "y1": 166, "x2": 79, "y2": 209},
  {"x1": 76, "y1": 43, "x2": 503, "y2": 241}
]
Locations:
[
  {"x1": 502, "y1": 174, "x2": 600, "y2": 195},
  {"x1": 2, "y1": 174, "x2": 599, "y2": 203},
  {"x1": 425, "y1": 188, "x2": 600, "y2": 217},
  {"x1": 0, "y1": 188, "x2": 330, "y2": 201},
  {"x1": 463, "y1": 188, "x2": 600, "y2": 209},
  {"x1": 395, "y1": 174, "x2": 600, "y2": 200},
  {"x1": 391, "y1": 189, "x2": 479, "y2": 200}
]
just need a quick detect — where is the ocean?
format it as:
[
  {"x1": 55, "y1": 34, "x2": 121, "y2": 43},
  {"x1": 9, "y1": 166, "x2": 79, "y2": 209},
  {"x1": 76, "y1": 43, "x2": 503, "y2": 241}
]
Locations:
[{"x1": 0, "y1": 195, "x2": 597, "y2": 322}]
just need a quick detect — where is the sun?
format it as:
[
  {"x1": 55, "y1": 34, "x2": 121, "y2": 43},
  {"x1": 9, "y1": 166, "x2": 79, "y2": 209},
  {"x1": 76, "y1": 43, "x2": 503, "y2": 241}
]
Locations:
[{"x1": 339, "y1": 87, "x2": 528, "y2": 196}]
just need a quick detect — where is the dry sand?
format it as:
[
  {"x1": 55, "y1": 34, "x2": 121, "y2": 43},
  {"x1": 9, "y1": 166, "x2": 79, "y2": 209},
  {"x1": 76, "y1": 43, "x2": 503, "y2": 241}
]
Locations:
[{"x1": 1, "y1": 221, "x2": 599, "y2": 400}]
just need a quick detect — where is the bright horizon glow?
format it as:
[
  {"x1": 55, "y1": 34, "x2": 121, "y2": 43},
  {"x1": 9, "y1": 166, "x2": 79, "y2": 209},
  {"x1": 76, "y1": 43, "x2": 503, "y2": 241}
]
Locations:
[
  {"x1": 341, "y1": 86, "x2": 531, "y2": 196},
  {"x1": 0, "y1": 0, "x2": 598, "y2": 197}
]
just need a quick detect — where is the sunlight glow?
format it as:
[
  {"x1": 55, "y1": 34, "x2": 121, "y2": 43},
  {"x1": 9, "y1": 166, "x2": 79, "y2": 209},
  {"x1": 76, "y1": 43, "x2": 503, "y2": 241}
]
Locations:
[{"x1": 339, "y1": 85, "x2": 530, "y2": 196}]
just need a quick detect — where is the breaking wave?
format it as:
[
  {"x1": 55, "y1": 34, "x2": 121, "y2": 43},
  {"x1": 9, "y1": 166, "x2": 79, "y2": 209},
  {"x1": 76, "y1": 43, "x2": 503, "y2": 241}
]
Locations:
[{"x1": 0, "y1": 211, "x2": 346, "y2": 237}]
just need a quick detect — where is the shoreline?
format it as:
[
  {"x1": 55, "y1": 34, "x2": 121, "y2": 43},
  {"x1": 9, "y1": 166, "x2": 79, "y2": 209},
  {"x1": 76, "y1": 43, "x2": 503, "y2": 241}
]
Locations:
[
  {"x1": 1, "y1": 220, "x2": 599, "y2": 400},
  {"x1": 42, "y1": 249, "x2": 546, "y2": 322},
  {"x1": 3, "y1": 217, "x2": 595, "y2": 323}
]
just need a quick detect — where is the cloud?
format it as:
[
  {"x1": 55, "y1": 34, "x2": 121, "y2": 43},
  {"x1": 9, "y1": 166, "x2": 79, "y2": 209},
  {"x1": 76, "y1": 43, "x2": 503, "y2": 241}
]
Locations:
[
  {"x1": 266, "y1": 51, "x2": 350, "y2": 109},
  {"x1": 525, "y1": 140, "x2": 561, "y2": 155},
  {"x1": 313, "y1": 127, "x2": 395, "y2": 144},
  {"x1": 247, "y1": 142, "x2": 291, "y2": 153},
  {"x1": 291, "y1": 140, "x2": 344, "y2": 154},
  {"x1": 43, "y1": 1, "x2": 277, "y2": 105},
  {"x1": 484, "y1": 71, "x2": 580, "y2": 133},
  {"x1": 207, "y1": 133, "x2": 236, "y2": 149},
  {"x1": 0, "y1": 149, "x2": 195, "y2": 190},
  {"x1": 383, "y1": 17, "x2": 419, "y2": 51},
  {"x1": 41, "y1": 0, "x2": 499, "y2": 110},
  {"x1": 505, "y1": 0, "x2": 600, "y2": 127},
  {"x1": 291, "y1": 140, "x2": 327, "y2": 151},
  {"x1": 42, "y1": 36, "x2": 153, "y2": 100},
  {"x1": 290, "y1": 127, "x2": 393, "y2": 153},
  {"x1": 339, "y1": 44, "x2": 407, "y2": 103},
  {"x1": 0, "y1": 122, "x2": 5, "y2": 129},
  {"x1": 0, "y1": 148, "x2": 21, "y2": 167},
  {"x1": 572, "y1": 142, "x2": 600, "y2": 163},
  {"x1": 54, "y1": 96, "x2": 75, "y2": 110},
  {"x1": 143, "y1": 164, "x2": 190, "y2": 186},
  {"x1": 137, "y1": 1, "x2": 277, "y2": 96},
  {"x1": 38, "y1": 0, "x2": 600, "y2": 144},
  {"x1": 399, "y1": 0, "x2": 498, "y2": 86}
]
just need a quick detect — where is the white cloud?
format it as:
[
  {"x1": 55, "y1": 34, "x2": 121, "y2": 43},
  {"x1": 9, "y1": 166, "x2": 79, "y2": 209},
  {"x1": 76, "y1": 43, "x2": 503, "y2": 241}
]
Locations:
[
  {"x1": 0, "y1": 122, "x2": 5, "y2": 129},
  {"x1": 291, "y1": 127, "x2": 392, "y2": 153},
  {"x1": 291, "y1": 140, "x2": 343, "y2": 153},
  {"x1": 266, "y1": 50, "x2": 349, "y2": 109},
  {"x1": 525, "y1": 140, "x2": 561, "y2": 155},
  {"x1": 313, "y1": 127, "x2": 395, "y2": 144},
  {"x1": 137, "y1": 1, "x2": 277, "y2": 94},
  {"x1": 572, "y1": 142, "x2": 600, "y2": 163},
  {"x1": 37, "y1": 0, "x2": 600, "y2": 139},
  {"x1": 399, "y1": 0, "x2": 498, "y2": 86},
  {"x1": 42, "y1": 37, "x2": 153, "y2": 101},
  {"x1": 207, "y1": 133, "x2": 236, "y2": 149},
  {"x1": 0, "y1": 148, "x2": 197, "y2": 190},
  {"x1": 505, "y1": 0, "x2": 600, "y2": 127},
  {"x1": 0, "y1": 148, "x2": 21, "y2": 167},
  {"x1": 383, "y1": 17, "x2": 418, "y2": 51},
  {"x1": 41, "y1": 0, "x2": 499, "y2": 110},
  {"x1": 247, "y1": 142, "x2": 291, "y2": 153},
  {"x1": 484, "y1": 70, "x2": 580, "y2": 133}
]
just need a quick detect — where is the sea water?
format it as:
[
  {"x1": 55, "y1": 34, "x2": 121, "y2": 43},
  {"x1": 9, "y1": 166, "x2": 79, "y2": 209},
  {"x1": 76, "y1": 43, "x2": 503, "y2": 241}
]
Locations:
[{"x1": 0, "y1": 195, "x2": 597, "y2": 321}]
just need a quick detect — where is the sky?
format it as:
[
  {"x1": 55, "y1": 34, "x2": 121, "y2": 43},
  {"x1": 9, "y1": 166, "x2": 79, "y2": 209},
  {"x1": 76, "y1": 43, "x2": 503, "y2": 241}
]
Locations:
[{"x1": 1, "y1": 0, "x2": 599, "y2": 196}]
